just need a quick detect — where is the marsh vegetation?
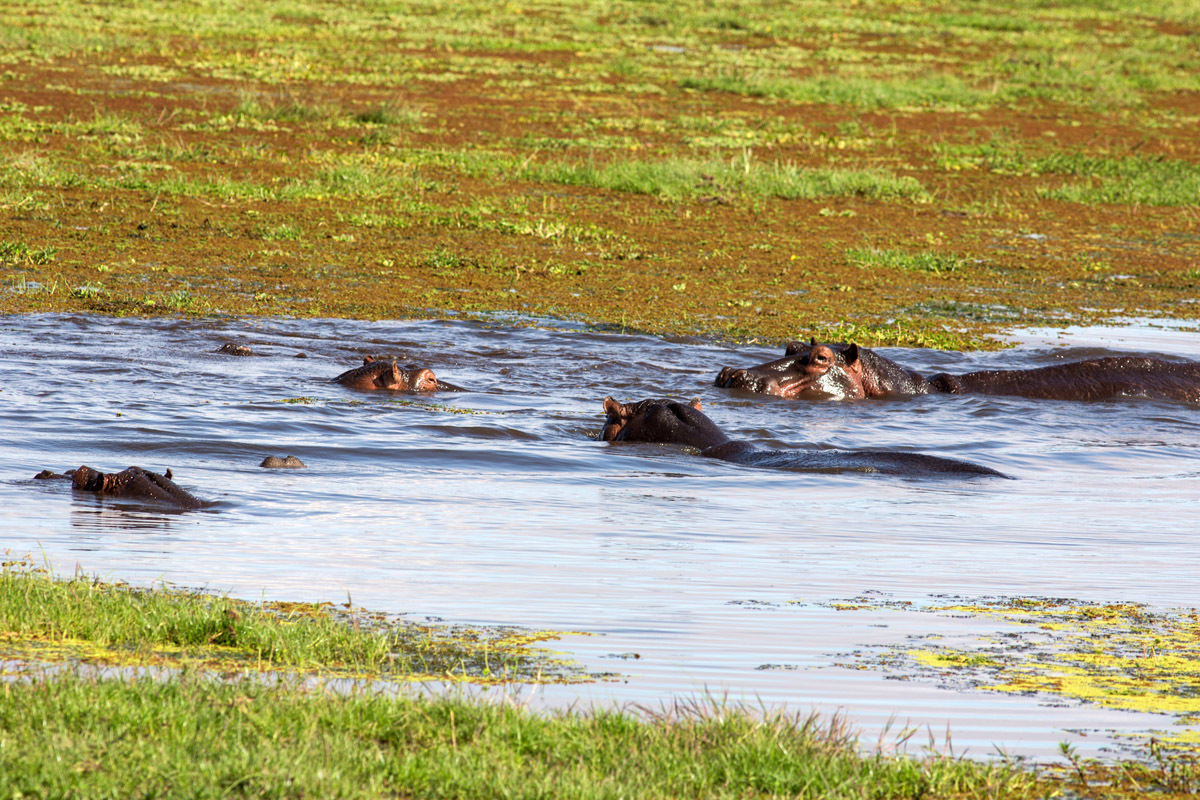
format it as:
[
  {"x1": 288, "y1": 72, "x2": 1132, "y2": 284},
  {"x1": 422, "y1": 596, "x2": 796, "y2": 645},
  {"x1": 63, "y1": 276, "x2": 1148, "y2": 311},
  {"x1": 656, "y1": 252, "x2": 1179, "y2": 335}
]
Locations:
[{"x1": 0, "y1": 0, "x2": 1197, "y2": 347}]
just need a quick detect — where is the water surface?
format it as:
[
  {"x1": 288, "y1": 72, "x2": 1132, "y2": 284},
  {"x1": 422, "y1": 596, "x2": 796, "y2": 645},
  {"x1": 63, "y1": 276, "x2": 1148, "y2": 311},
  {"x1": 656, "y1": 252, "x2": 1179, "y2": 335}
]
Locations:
[{"x1": 2, "y1": 313, "x2": 1198, "y2": 761}]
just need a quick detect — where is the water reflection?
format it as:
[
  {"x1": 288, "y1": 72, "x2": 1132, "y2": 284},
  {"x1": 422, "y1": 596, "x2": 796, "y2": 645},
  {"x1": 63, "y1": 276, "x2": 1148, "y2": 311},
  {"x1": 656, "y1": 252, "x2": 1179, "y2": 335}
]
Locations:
[{"x1": 68, "y1": 499, "x2": 184, "y2": 533}]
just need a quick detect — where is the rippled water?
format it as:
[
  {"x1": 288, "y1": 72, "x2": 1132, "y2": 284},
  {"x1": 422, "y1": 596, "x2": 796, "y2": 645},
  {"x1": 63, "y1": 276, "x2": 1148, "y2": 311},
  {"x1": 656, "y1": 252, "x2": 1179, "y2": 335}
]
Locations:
[{"x1": 2, "y1": 313, "x2": 1198, "y2": 760}]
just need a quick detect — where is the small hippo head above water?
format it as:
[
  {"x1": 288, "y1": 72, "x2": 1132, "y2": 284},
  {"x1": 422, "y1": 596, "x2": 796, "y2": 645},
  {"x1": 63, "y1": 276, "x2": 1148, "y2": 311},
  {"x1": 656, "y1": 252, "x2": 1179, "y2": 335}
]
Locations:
[
  {"x1": 260, "y1": 455, "x2": 306, "y2": 469},
  {"x1": 715, "y1": 339, "x2": 874, "y2": 400},
  {"x1": 601, "y1": 396, "x2": 726, "y2": 451},
  {"x1": 332, "y1": 357, "x2": 439, "y2": 392},
  {"x1": 217, "y1": 342, "x2": 255, "y2": 356}
]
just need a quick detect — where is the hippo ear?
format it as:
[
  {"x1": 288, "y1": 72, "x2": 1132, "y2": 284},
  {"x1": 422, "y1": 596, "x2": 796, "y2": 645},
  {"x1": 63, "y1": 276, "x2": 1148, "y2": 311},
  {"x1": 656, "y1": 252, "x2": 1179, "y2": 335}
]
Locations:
[
  {"x1": 363, "y1": 355, "x2": 375, "y2": 364},
  {"x1": 602, "y1": 396, "x2": 624, "y2": 417},
  {"x1": 810, "y1": 336, "x2": 818, "y2": 347},
  {"x1": 689, "y1": 398, "x2": 702, "y2": 410},
  {"x1": 844, "y1": 343, "x2": 860, "y2": 365}
]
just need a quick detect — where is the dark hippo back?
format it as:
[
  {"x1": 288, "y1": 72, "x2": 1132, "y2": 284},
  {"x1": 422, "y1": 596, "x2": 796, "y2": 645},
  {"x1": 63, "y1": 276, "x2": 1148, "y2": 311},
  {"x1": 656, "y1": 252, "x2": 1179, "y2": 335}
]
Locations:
[
  {"x1": 738, "y1": 448, "x2": 1007, "y2": 478},
  {"x1": 928, "y1": 356, "x2": 1200, "y2": 402},
  {"x1": 604, "y1": 397, "x2": 1006, "y2": 478},
  {"x1": 333, "y1": 360, "x2": 398, "y2": 388},
  {"x1": 69, "y1": 465, "x2": 203, "y2": 508}
]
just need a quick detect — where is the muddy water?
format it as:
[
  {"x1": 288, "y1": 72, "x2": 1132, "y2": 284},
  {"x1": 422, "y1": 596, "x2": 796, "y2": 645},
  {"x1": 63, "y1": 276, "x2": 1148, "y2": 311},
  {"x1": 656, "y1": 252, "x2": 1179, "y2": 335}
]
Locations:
[{"x1": 2, "y1": 313, "x2": 1198, "y2": 760}]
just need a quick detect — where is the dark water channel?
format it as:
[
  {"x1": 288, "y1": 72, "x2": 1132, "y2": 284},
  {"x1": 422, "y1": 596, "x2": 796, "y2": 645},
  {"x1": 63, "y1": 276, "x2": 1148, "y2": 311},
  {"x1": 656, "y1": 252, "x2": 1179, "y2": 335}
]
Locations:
[{"x1": 2, "y1": 313, "x2": 1198, "y2": 761}]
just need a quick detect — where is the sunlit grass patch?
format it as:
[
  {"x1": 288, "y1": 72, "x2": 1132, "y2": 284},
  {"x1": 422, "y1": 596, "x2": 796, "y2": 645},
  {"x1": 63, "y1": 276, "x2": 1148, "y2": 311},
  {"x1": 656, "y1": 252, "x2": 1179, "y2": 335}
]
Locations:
[
  {"x1": 0, "y1": 675, "x2": 1063, "y2": 800},
  {"x1": 803, "y1": 319, "x2": 991, "y2": 350},
  {"x1": 234, "y1": 92, "x2": 342, "y2": 123},
  {"x1": 353, "y1": 103, "x2": 424, "y2": 126},
  {"x1": 681, "y1": 71, "x2": 990, "y2": 111},
  {"x1": 258, "y1": 223, "x2": 301, "y2": 241},
  {"x1": 936, "y1": 140, "x2": 1200, "y2": 207},
  {"x1": 0, "y1": 240, "x2": 56, "y2": 265},
  {"x1": 527, "y1": 154, "x2": 930, "y2": 202},
  {"x1": 1038, "y1": 156, "x2": 1200, "y2": 206},
  {"x1": 67, "y1": 110, "x2": 144, "y2": 142},
  {"x1": 846, "y1": 247, "x2": 965, "y2": 275},
  {"x1": 0, "y1": 560, "x2": 594, "y2": 685}
]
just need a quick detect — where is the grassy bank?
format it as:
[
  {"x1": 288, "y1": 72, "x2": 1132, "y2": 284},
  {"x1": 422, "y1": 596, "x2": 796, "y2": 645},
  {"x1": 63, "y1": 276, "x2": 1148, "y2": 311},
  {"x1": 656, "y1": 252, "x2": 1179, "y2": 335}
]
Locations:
[
  {"x1": 2, "y1": 566, "x2": 1199, "y2": 798},
  {"x1": 0, "y1": 0, "x2": 1198, "y2": 348},
  {"x1": 0, "y1": 675, "x2": 1053, "y2": 800},
  {"x1": 0, "y1": 561, "x2": 593, "y2": 684}
]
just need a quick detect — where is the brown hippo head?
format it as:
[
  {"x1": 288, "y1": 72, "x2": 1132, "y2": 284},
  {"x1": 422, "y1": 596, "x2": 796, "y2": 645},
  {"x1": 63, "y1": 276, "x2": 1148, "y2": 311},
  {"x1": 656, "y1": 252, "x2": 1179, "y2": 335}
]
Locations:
[
  {"x1": 715, "y1": 339, "x2": 868, "y2": 400},
  {"x1": 334, "y1": 358, "x2": 439, "y2": 391},
  {"x1": 601, "y1": 397, "x2": 727, "y2": 451}
]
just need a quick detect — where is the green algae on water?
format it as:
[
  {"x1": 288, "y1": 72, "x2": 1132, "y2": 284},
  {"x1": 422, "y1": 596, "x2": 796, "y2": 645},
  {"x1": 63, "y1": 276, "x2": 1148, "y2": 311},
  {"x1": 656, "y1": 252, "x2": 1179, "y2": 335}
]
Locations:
[{"x1": 824, "y1": 596, "x2": 1200, "y2": 756}]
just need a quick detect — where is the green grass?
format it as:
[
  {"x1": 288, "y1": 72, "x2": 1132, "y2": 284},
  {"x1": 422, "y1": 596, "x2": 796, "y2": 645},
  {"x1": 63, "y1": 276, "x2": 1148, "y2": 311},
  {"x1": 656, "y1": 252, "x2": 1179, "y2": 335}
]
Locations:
[
  {"x1": 1, "y1": 144, "x2": 929, "y2": 206},
  {"x1": 0, "y1": 0, "x2": 1198, "y2": 345},
  {"x1": 0, "y1": 672, "x2": 1056, "y2": 799},
  {"x1": 527, "y1": 154, "x2": 930, "y2": 202},
  {"x1": 846, "y1": 247, "x2": 966, "y2": 276},
  {"x1": 0, "y1": 240, "x2": 56, "y2": 265},
  {"x1": 3, "y1": 0, "x2": 1199, "y2": 116},
  {"x1": 681, "y1": 72, "x2": 990, "y2": 112},
  {"x1": 0, "y1": 563, "x2": 588, "y2": 683},
  {"x1": 936, "y1": 140, "x2": 1200, "y2": 206},
  {"x1": 1037, "y1": 156, "x2": 1200, "y2": 206},
  {"x1": 0, "y1": 564, "x2": 1066, "y2": 798}
]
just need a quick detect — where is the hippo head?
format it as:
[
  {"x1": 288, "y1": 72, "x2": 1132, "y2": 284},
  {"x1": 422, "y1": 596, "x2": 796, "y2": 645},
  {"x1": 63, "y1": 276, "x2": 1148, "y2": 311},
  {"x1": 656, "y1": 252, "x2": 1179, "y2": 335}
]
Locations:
[
  {"x1": 405, "y1": 367, "x2": 438, "y2": 392},
  {"x1": 70, "y1": 465, "x2": 105, "y2": 492},
  {"x1": 601, "y1": 397, "x2": 726, "y2": 450},
  {"x1": 375, "y1": 358, "x2": 438, "y2": 392},
  {"x1": 715, "y1": 339, "x2": 867, "y2": 400}
]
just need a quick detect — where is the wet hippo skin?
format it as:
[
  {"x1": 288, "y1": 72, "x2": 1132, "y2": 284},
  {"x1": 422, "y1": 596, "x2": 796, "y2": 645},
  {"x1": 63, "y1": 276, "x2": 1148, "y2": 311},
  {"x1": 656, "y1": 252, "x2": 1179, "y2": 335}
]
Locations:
[
  {"x1": 35, "y1": 465, "x2": 203, "y2": 508},
  {"x1": 332, "y1": 357, "x2": 439, "y2": 392},
  {"x1": 601, "y1": 397, "x2": 1006, "y2": 478},
  {"x1": 716, "y1": 339, "x2": 1200, "y2": 403},
  {"x1": 260, "y1": 455, "x2": 306, "y2": 469},
  {"x1": 333, "y1": 356, "x2": 465, "y2": 392}
]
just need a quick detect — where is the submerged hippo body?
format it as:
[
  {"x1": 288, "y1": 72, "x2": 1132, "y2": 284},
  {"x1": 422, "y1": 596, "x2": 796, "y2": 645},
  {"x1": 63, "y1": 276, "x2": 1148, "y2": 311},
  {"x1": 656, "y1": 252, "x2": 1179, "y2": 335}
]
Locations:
[
  {"x1": 716, "y1": 339, "x2": 1200, "y2": 403},
  {"x1": 35, "y1": 465, "x2": 203, "y2": 509},
  {"x1": 926, "y1": 356, "x2": 1200, "y2": 402},
  {"x1": 333, "y1": 358, "x2": 439, "y2": 392},
  {"x1": 601, "y1": 397, "x2": 1005, "y2": 478}
]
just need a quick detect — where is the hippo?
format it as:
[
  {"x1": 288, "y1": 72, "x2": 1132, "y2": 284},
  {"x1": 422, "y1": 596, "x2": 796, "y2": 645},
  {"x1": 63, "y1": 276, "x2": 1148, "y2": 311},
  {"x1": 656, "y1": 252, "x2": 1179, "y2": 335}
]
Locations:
[
  {"x1": 601, "y1": 397, "x2": 1006, "y2": 478},
  {"x1": 333, "y1": 356, "x2": 465, "y2": 392},
  {"x1": 260, "y1": 455, "x2": 306, "y2": 469},
  {"x1": 332, "y1": 357, "x2": 439, "y2": 392},
  {"x1": 34, "y1": 465, "x2": 203, "y2": 508},
  {"x1": 716, "y1": 339, "x2": 1200, "y2": 403},
  {"x1": 217, "y1": 343, "x2": 255, "y2": 356}
]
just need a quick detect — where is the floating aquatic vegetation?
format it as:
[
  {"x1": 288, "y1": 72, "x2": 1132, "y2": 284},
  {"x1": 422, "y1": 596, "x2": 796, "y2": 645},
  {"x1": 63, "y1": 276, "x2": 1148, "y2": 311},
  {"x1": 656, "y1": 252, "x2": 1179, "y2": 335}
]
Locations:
[{"x1": 823, "y1": 596, "x2": 1200, "y2": 756}]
